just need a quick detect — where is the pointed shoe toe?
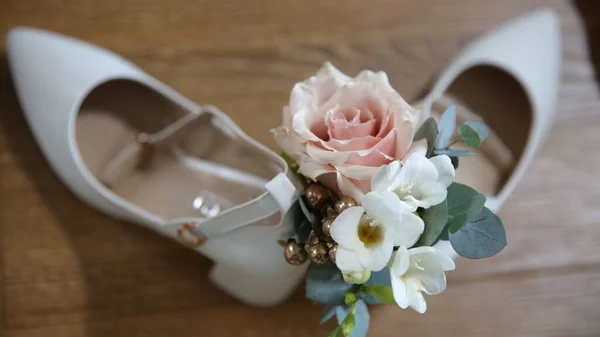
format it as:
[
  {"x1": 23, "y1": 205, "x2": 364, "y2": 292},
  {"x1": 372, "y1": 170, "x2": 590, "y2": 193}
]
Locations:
[
  {"x1": 416, "y1": 10, "x2": 561, "y2": 258},
  {"x1": 420, "y1": 9, "x2": 561, "y2": 213},
  {"x1": 6, "y1": 27, "x2": 306, "y2": 306}
]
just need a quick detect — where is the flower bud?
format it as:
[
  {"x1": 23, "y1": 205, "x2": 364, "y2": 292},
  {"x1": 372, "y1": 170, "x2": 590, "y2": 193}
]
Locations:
[{"x1": 343, "y1": 269, "x2": 371, "y2": 284}]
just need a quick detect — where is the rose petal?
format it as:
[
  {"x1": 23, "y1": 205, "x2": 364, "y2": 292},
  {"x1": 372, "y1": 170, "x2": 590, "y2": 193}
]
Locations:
[
  {"x1": 289, "y1": 62, "x2": 351, "y2": 114},
  {"x1": 402, "y1": 138, "x2": 427, "y2": 161},
  {"x1": 292, "y1": 107, "x2": 324, "y2": 142},
  {"x1": 326, "y1": 106, "x2": 378, "y2": 140},
  {"x1": 350, "y1": 178, "x2": 371, "y2": 194},
  {"x1": 317, "y1": 172, "x2": 339, "y2": 195},
  {"x1": 335, "y1": 164, "x2": 380, "y2": 181},
  {"x1": 306, "y1": 143, "x2": 350, "y2": 165},
  {"x1": 394, "y1": 121, "x2": 414, "y2": 159},
  {"x1": 337, "y1": 172, "x2": 365, "y2": 201},
  {"x1": 325, "y1": 136, "x2": 381, "y2": 152},
  {"x1": 375, "y1": 109, "x2": 395, "y2": 138},
  {"x1": 346, "y1": 130, "x2": 397, "y2": 166}
]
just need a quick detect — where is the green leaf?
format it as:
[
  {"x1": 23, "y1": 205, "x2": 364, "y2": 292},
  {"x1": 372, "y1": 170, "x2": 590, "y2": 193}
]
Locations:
[
  {"x1": 321, "y1": 304, "x2": 339, "y2": 324},
  {"x1": 294, "y1": 219, "x2": 312, "y2": 243},
  {"x1": 328, "y1": 325, "x2": 344, "y2": 337},
  {"x1": 446, "y1": 183, "x2": 486, "y2": 234},
  {"x1": 336, "y1": 305, "x2": 351, "y2": 324},
  {"x1": 434, "y1": 149, "x2": 476, "y2": 157},
  {"x1": 450, "y1": 207, "x2": 507, "y2": 259},
  {"x1": 458, "y1": 121, "x2": 489, "y2": 149},
  {"x1": 351, "y1": 300, "x2": 370, "y2": 337},
  {"x1": 335, "y1": 302, "x2": 369, "y2": 337},
  {"x1": 363, "y1": 285, "x2": 396, "y2": 304},
  {"x1": 438, "y1": 222, "x2": 451, "y2": 241},
  {"x1": 307, "y1": 264, "x2": 355, "y2": 304},
  {"x1": 345, "y1": 292, "x2": 359, "y2": 306},
  {"x1": 280, "y1": 151, "x2": 300, "y2": 174},
  {"x1": 435, "y1": 105, "x2": 457, "y2": 149},
  {"x1": 416, "y1": 200, "x2": 448, "y2": 246},
  {"x1": 360, "y1": 268, "x2": 392, "y2": 304},
  {"x1": 414, "y1": 117, "x2": 438, "y2": 157},
  {"x1": 299, "y1": 197, "x2": 323, "y2": 236},
  {"x1": 450, "y1": 156, "x2": 459, "y2": 169},
  {"x1": 341, "y1": 310, "x2": 356, "y2": 337},
  {"x1": 465, "y1": 120, "x2": 489, "y2": 141}
]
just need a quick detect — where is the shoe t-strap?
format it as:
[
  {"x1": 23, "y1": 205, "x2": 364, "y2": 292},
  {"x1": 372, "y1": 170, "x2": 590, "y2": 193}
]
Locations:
[{"x1": 164, "y1": 172, "x2": 300, "y2": 248}]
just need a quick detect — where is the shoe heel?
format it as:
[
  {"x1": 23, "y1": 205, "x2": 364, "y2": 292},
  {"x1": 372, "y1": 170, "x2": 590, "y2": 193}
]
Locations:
[{"x1": 209, "y1": 263, "x2": 305, "y2": 307}]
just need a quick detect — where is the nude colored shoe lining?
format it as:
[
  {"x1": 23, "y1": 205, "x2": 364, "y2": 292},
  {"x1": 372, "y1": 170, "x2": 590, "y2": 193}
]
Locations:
[
  {"x1": 76, "y1": 79, "x2": 281, "y2": 222},
  {"x1": 426, "y1": 65, "x2": 531, "y2": 197}
]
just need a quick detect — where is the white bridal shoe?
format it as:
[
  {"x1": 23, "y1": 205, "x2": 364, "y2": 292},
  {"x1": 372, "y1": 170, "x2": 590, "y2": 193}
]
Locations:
[
  {"x1": 420, "y1": 8, "x2": 561, "y2": 213},
  {"x1": 6, "y1": 27, "x2": 307, "y2": 306}
]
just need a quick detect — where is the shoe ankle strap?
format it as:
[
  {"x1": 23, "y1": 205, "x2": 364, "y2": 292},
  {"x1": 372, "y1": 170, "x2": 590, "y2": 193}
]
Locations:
[{"x1": 164, "y1": 172, "x2": 300, "y2": 247}]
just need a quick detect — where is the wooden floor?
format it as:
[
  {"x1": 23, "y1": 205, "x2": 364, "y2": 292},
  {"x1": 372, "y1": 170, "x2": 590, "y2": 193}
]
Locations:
[{"x1": 1, "y1": 0, "x2": 600, "y2": 336}]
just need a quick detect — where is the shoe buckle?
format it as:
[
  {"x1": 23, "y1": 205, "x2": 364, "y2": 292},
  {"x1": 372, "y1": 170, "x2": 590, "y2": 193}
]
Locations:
[{"x1": 177, "y1": 223, "x2": 208, "y2": 247}]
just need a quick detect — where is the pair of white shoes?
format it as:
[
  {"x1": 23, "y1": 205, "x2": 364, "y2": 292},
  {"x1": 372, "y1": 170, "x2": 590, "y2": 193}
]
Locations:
[{"x1": 6, "y1": 9, "x2": 561, "y2": 306}]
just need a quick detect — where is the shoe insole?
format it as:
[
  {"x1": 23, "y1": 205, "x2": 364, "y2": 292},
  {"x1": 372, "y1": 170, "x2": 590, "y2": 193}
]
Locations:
[
  {"x1": 75, "y1": 80, "x2": 278, "y2": 220},
  {"x1": 428, "y1": 65, "x2": 531, "y2": 196}
]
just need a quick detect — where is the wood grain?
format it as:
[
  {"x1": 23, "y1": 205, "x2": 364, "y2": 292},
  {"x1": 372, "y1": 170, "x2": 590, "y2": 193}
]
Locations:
[{"x1": 1, "y1": 0, "x2": 600, "y2": 336}]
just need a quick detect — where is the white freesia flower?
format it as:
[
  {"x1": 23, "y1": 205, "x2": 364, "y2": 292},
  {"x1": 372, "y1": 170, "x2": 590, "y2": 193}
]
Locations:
[
  {"x1": 371, "y1": 153, "x2": 455, "y2": 209},
  {"x1": 330, "y1": 196, "x2": 424, "y2": 274},
  {"x1": 389, "y1": 246, "x2": 456, "y2": 314}
]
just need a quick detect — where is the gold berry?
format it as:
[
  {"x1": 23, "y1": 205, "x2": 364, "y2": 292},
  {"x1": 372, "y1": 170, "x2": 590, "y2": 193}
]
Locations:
[
  {"x1": 328, "y1": 244, "x2": 338, "y2": 263},
  {"x1": 322, "y1": 217, "x2": 335, "y2": 237},
  {"x1": 304, "y1": 183, "x2": 330, "y2": 209},
  {"x1": 284, "y1": 239, "x2": 307, "y2": 265},
  {"x1": 307, "y1": 243, "x2": 329, "y2": 264},
  {"x1": 306, "y1": 231, "x2": 320, "y2": 247},
  {"x1": 334, "y1": 196, "x2": 358, "y2": 214}
]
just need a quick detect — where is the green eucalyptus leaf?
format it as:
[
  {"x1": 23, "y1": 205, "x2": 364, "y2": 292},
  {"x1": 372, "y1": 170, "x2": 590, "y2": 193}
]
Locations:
[
  {"x1": 447, "y1": 183, "x2": 486, "y2": 234},
  {"x1": 438, "y1": 222, "x2": 451, "y2": 241},
  {"x1": 307, "y1": 264, "x2": 354, "y2": 304},
  {"x1": 416, "y1": 200, "x2": 448, "y2": 247},
  {"x1": 450, "y1": 156, "x2": 459, "y2": 169},
  {"x1": 465, "y1": 120, "x2": 489, "y2": 141},
  {"x1": 435, "y1": 105, "x2": 457, "y2": 149},
  {"x1": 365, "y1": 269, "x2": 391, "y2": 286},
  {"x1": 336, "y1": 305, "x2": 351, "y2": 324},
  {"x1": 294, "y1": 219, "x2": 312, "y2": 243},
  {"x1": 321, "y1": 304, "x2": 339, "y2": 324},
  {"x1": 352, "y1": 300, "x2": 370, "y2": 337},
  {"x1": 363, "y1": 285, "x2": 396, "y2": 305},
  {"x1": 414, "y1": 117, "x2": 438, "y2": 157},
  {"x1": 458, "y1": 121, "x2": 488, "y2": 149},
  {"x1": 450, "y1": 207, "x2": 507, "y2": 259},
  {"x1": 299, "y1": 197, "x2": 323, "y2": 235},
  {"x1": 434, "y1": 149, "x2": 476, "y2": 157}
]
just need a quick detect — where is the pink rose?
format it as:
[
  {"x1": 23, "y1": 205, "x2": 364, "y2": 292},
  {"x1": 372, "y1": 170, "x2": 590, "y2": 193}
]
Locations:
[{"x1": 273, "y1": 62, "x2": 423, "y2": 200}]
